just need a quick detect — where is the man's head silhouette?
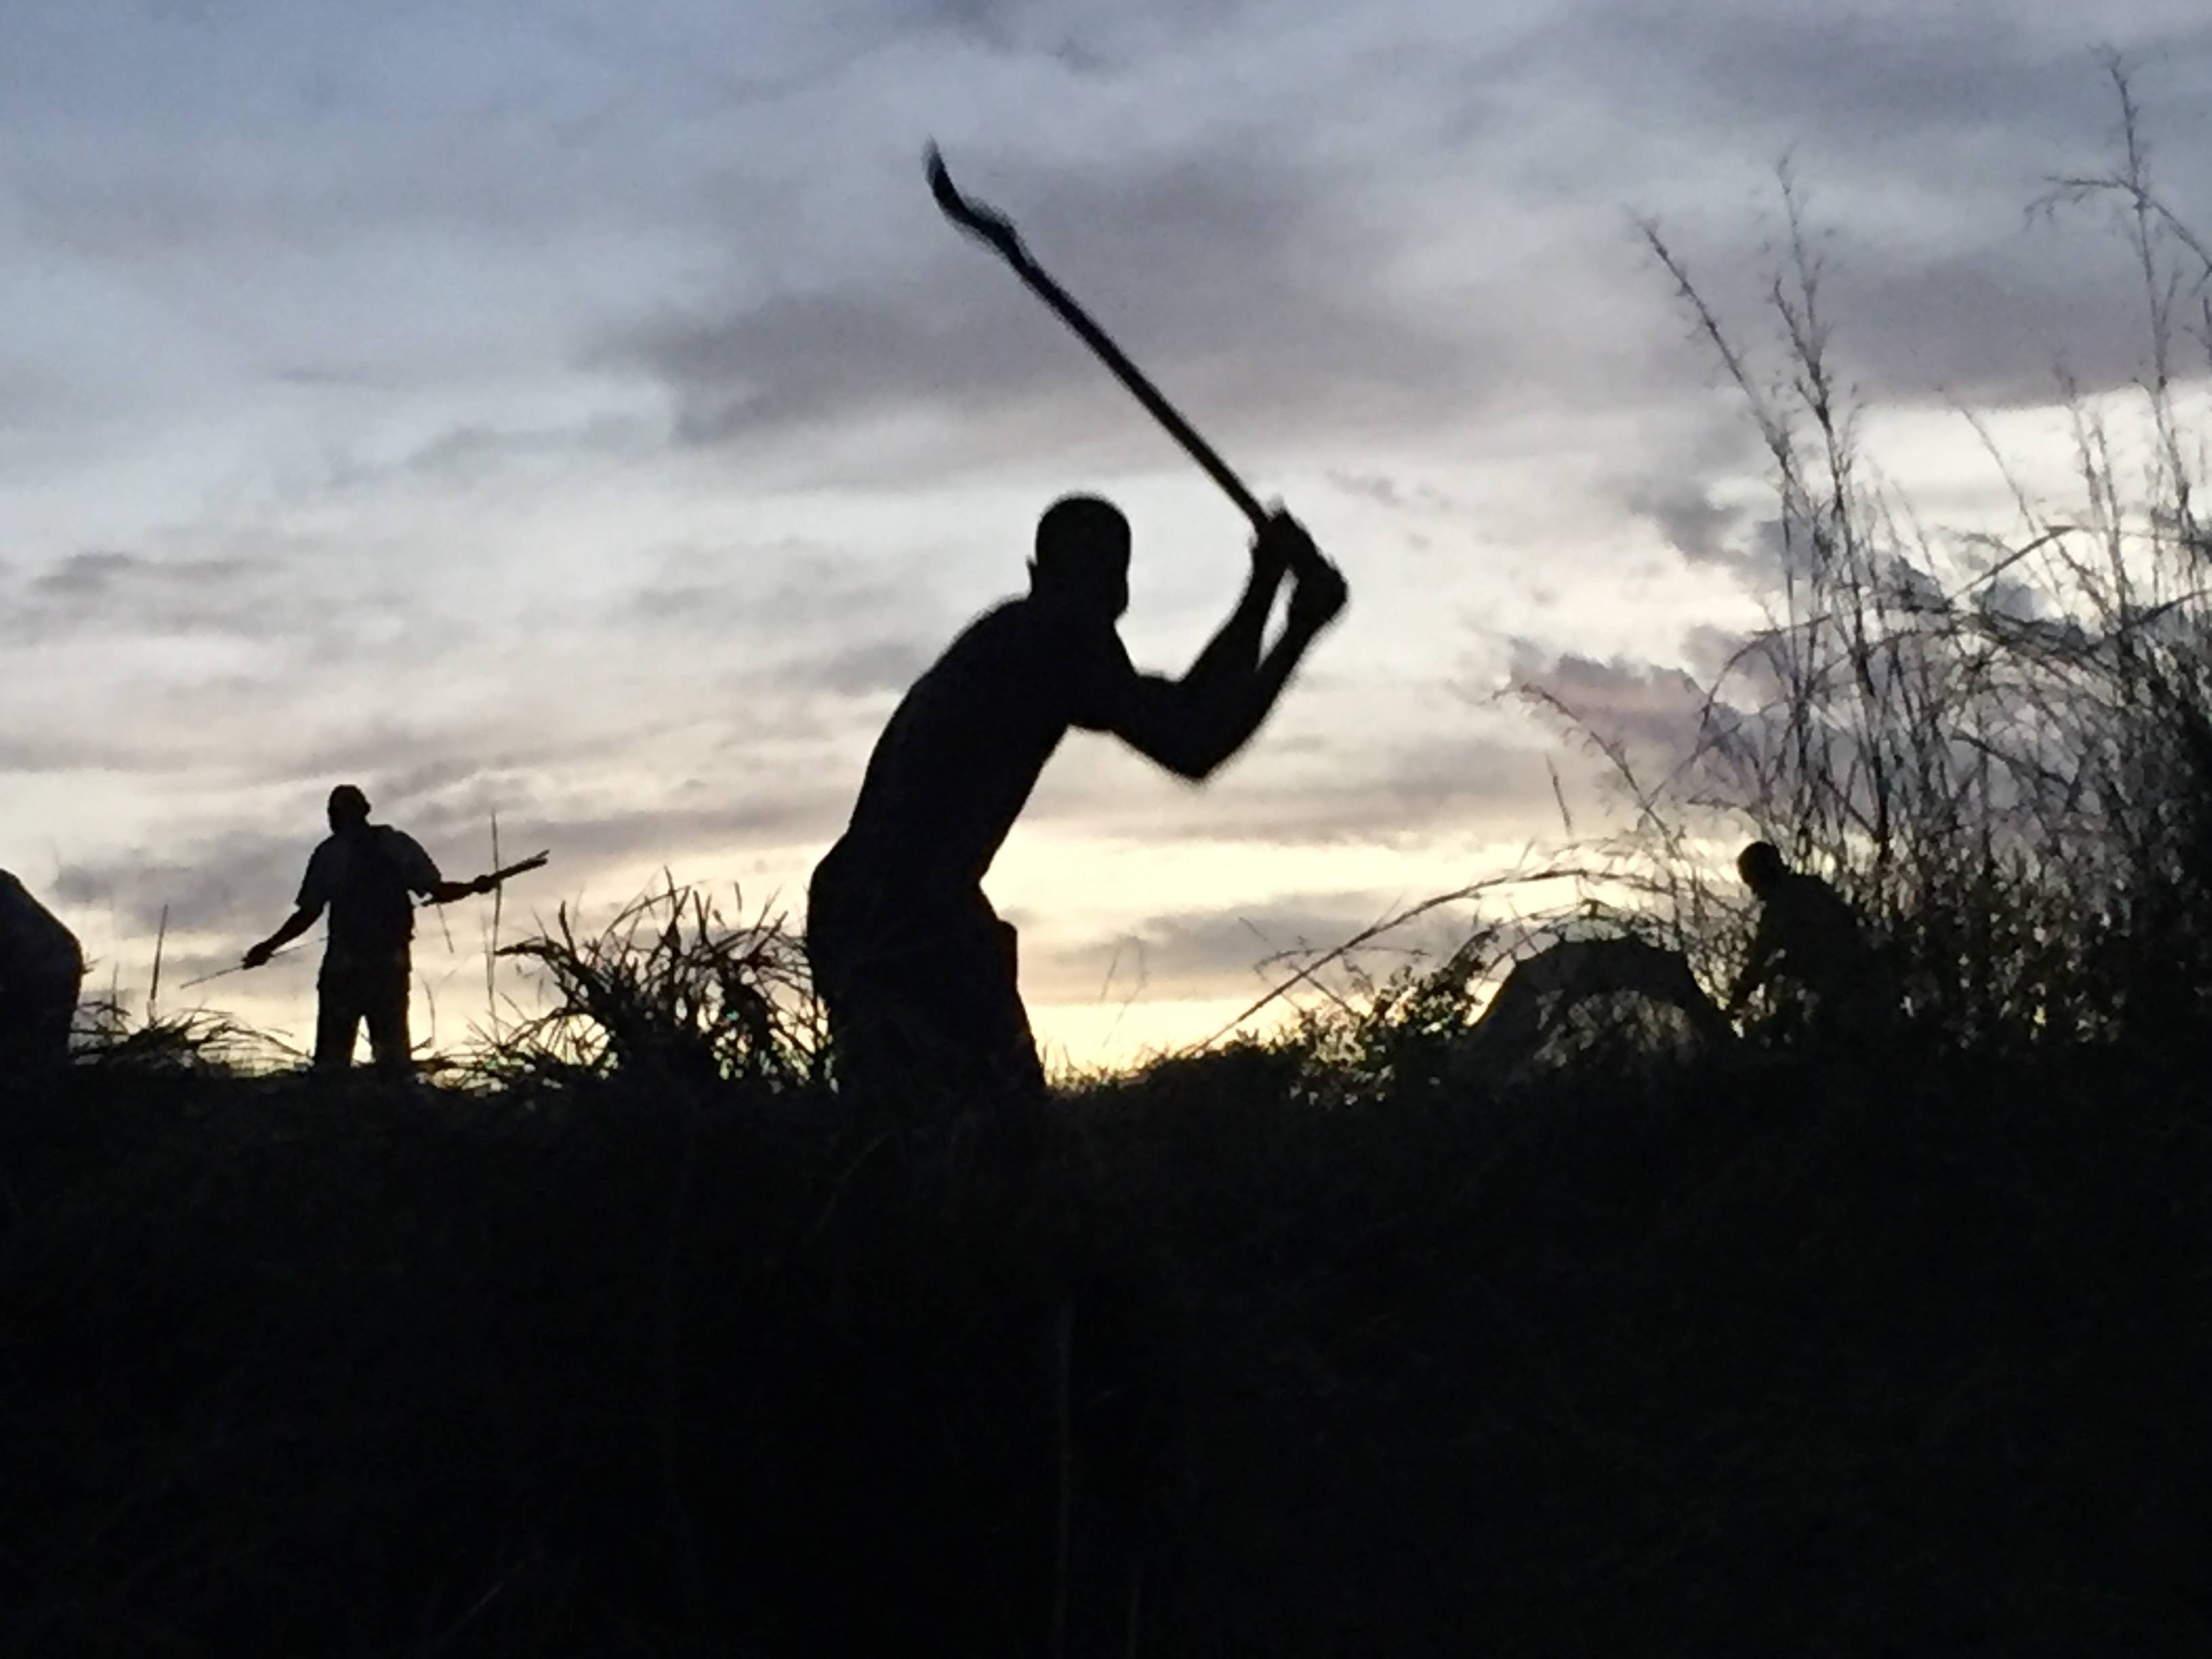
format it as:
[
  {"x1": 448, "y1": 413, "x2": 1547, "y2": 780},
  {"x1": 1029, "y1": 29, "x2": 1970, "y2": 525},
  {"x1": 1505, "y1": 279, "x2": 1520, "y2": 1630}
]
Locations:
[
  {"x1": 1030, "y1": 494, "x2": 1130, "y2": 619},
  {"x1": 327, "y1": 784, "x2": 371, "y2": 835},
  {"x1": 1738, "y1": 840, "x2": 1787, "y2": 895}
]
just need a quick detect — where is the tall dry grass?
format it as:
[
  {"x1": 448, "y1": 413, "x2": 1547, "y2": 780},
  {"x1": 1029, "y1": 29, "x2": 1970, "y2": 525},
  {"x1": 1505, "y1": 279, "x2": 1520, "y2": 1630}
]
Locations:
[{"x1": 1507, "y1": 62, "x2": 2212, "y2": 1054}]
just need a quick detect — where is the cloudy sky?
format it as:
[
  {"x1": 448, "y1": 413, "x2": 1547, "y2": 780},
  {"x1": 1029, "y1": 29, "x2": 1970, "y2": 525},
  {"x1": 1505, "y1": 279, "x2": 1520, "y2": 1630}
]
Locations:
[{"x1": 4, "y1": 0, "x2": 2209, "y2": 1067}]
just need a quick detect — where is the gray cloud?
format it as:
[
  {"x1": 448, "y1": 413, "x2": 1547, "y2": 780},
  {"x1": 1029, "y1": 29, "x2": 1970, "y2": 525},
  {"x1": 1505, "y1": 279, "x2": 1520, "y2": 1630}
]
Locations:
[
  {"x1": 274, "y1": 729, "x2": 554, "y2": 803},
  {"x1": 1637, "y1": 490, "x2": 1733, "y2": 567},
  {"x1": 52, "y1": 828, "x2": 297, "y2": 940},
  {"x1": 619, "y1": 545, "x2": 958, "y2": 717},
  {"x1": 1683, "y1": 623, "x2": 1761, "y2": 688},
  {"x1": 1549, "y1": 5, "x2": 2212, "y2": 164},
  {"x1": 627, "y1": 543, "x2": 945, "y2": 643},
  {"x1": 9, "y1": 549, "x2": 268, "y2": 634},
  {"x1": 0, "y1": 727, "x2": 173, "y2": 774},
  {"x1": 1627, "y1": 482, "x2": 1771, "y2": 584},
  {"x1": 595, "y1": 14, "x2": 2212, "y2": 491},
  {"x1": 1027, "y1": 885, "x2": 1484, "y2": 1004},
  {"x1": 396, "y1": 791, "x2": 846, "y2": 873},
  {"x1": 809, "y1": 638, "x2": 936, "y2": 698},
  {"x1": 917, "y1": 0, "x2": 1072, "y2": 50},
  {"x1": 1570, "y1": 11, "x2": 2212, "y2": 405},
  {"x1": 602, "y1": 142, "x2": 1511, "y2": 462},
  {"x1": 1513, "y1": 644, "x2": 1715, "y2": 758},
  {"x1": 1822, "y1": 236, "x2": 2197, "y2": 407},
  {"x1": 1023, "y1": 724, "x2": 1576, "y2": 848},
  {"x1": 1326, "y1": 468, "x2": 1465, "y2": 516},
  {"x1": 354, "y1": 414, "x2": 661, "y2": 491},
  {"x1": 0, "y1": 539, "x2": 468, "y2": 669},
  {"x1": 1635, "y1": 200, "x2": 2195, "y2": 414}
]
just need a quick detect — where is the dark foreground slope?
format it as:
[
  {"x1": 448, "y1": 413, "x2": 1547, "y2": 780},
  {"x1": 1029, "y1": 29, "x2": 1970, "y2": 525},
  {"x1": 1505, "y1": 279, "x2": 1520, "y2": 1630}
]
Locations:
[{"x1": 3, "y1": 1041, "x2": 2207, "y2": 1656}]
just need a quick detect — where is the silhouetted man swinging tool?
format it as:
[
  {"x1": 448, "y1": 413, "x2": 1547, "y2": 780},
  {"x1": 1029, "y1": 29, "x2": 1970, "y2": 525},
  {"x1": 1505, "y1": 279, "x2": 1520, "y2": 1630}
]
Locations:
[
  {"x1": 809, "y1": 496, "x2": 1347, "y2": 1110},
  {"x1": 241, "y1": 785, "x2": 533, "y2": 1075}
]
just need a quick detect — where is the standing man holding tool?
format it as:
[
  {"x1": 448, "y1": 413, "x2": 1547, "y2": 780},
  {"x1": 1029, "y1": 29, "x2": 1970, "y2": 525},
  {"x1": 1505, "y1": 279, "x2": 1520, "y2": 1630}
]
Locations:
[
  {"x1": 805, "y1": 152, "x2": 1351, "y2": 1114},
  {"x1": 241, "y1": 784, "x2": 546, "y2": 1076}
]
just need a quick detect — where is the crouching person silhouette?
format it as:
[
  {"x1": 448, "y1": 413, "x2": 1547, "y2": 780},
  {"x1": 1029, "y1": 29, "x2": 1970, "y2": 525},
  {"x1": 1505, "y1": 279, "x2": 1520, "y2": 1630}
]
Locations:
[
  {"x1": 808, "y1": 495, "x2": 1347, "y2": 1115},
  {"x1": 1725, "y1": 840, "x2": 1894, "y2": 1044},
  {"x1": 241, "y1": 784, "x2": 492, "y2": 1076}
]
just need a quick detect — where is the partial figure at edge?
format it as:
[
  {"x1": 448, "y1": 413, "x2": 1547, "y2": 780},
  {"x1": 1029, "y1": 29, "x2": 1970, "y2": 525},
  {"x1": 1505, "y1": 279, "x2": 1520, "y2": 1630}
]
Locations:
[
  {"x1": 241, "y1": 784, "x2": 491, "y2": 1076},
  {"x1": 808, "y1": 495, "x2": 1348, "y2": 1115},
  {"x1": 0, "y1": 868, "x2": 85, "y2": 1080}
]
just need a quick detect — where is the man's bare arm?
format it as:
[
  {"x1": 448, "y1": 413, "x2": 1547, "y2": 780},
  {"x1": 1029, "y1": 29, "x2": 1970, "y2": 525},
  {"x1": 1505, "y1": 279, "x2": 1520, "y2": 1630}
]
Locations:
[
  {"x1": 1725, "y1": 918, "x2": 1780, "y2": 1015},
  {"x1": 1108, "y1": 517, "x2": 1348, "y2": 780},
  {"x1": 1181, "y1": 516, "x2": 1296, "y2": 697},
  {"x1": 243, "y1": 903, "x2": 321, "y2": 969},
  {"x1": 422, "y1": 852, "x2": 548, "y2": 905}
]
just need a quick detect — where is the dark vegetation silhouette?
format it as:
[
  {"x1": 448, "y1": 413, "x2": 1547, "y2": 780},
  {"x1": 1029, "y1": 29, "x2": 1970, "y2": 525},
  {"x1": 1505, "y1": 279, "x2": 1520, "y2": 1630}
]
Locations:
[{"x1": 5, "y1": 64, "x2": 2211, "y2": 1657}]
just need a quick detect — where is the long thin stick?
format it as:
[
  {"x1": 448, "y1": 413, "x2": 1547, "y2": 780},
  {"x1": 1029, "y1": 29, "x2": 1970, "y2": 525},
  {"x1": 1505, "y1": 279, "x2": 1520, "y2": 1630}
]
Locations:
[
  {"x1": 148, "y1": 903, "x2": 168, "y2": 1023},
  {"x1": 180, "y1": 943, "x2": 305, "y2": 990},
  {"x1": 487, "y1": 811, "x2": 503, "y2": 1042},
  {"x1": 926, "y1": 144, "x2": 1270, "y2": 531}
]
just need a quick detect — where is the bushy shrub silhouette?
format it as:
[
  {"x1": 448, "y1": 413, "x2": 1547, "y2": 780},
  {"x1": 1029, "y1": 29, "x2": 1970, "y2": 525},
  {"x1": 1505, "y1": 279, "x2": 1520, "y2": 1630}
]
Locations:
[{"x1": 483, "y1": 882, "x2": 825, "y2": 1094}]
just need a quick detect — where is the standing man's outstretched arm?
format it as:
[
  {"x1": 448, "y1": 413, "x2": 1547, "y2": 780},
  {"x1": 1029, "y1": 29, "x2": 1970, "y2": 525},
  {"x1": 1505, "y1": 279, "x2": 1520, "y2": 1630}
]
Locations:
[
  {"x1": 243, "y1": 900, "x2": 322, "y2": 969},
  {"x1": 1104, "y1": 512, "x2": 1348, "y2": 781}
]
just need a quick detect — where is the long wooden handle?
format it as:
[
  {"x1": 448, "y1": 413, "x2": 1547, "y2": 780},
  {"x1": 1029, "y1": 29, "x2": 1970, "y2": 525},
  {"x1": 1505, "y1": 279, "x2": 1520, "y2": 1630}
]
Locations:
[
  {"x1": 926, "y1": 144, "x2": 1270, "y2": 531},
  {"x1": 483, "y1": 851, "x2": 550, "y2": 886}
]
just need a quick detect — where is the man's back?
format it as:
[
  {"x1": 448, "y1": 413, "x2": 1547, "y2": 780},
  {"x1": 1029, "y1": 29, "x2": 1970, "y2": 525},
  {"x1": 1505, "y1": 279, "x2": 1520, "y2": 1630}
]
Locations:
[
  {"x1": 841, "y1": 594, "x2": 1132, "y2": 891},
  {"x1": 1763, "y1": 870, "x2": 1867, "y2": 981},
  {"x1": 299, "y1": 827, "x2": 440, "y2": 960}
]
